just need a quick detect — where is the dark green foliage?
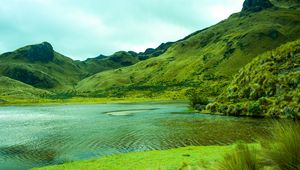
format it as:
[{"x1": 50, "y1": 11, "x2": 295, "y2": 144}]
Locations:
[
  {"x1": 283, "y1": 106, "x2": 299, "y2": 120},
  {"x1": 208, "y1": 40, "x2": 300, "y2": 117},
  {"x1": 187, "y1": 89, "x2": 209, "y2": 111},
  {"x1": 248, "y1": 102, "x2": 262, "y2": 115}
]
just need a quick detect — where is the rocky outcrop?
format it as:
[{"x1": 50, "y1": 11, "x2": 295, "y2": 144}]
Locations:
[
  {"x1": 242, "y1": 0, "x2": 274, "y2": 11},
  {"x1": 16, "y1": 42, "x2": 54, "y2": 62}
]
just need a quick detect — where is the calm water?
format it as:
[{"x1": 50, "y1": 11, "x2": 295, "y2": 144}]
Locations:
[{"x1": 0, "y1": 102, "x2": 271, "y2": 170}]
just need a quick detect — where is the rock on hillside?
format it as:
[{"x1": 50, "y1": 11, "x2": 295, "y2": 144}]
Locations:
[{"x1": 242, "y1": 0, "x2": 274, "y2": 11}]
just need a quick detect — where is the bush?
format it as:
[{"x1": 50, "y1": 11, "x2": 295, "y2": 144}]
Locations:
[
  {"x1": 206, "y1": 102, "x2": 219, "y2": 112},
  {"x1": 267, "y1": 107, "x2": 282, "y2": 118},
  {"x1": 283, "y1": 106, "x2": 298, "y2": 120},
  {"x1": 226, "y1": 104, "x2": 242, "y2": 116},
  {"x1": 215, "y1": 143, "x2": 260, "y2": 170},
  {"x1": 217, "y1": 104, "x2": 228, "y2": 113},
  {"x1": 248, "y1": 102, "x2": 262, "y2": 115},
  {"x1": 264, "y1": 122, "x2": 300, "y2": 170},
  {"x1": 190, "y1": 95, "x2": 209, "y2": 107}
]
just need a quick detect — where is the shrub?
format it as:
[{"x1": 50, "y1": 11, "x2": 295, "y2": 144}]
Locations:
[
  {"x1": 190, "y1": 95, "x2": 209, "y2": 107},
  {"x1": 226, "y1": 104, "x2": 242, "y2": 116},
  {"x1": 266, "y1": 107, "x2": 282, "y2": 118},
  {"x1": 206, "y1": 102, "x2": 219, "y2": 113},
  {"x1": 283, "y1": 106, "x2": 298, "y2": 120},
  {"x1": 264, "y1": 122, "x2": 300, "y2": 170},
  {"x1": 215, "y1": 143, "x2": 260, "y2": 170},
  {"x1": 248, "y1": 102, "x2": 262, "y2": 115},
  {"x1": 217, "y1": 104, "x2": 228, "y2": 113}
]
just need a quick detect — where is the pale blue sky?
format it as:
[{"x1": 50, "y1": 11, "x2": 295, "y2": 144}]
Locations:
[{"x1": 0, "y1": 0, "x2": 244, "y2": 60}]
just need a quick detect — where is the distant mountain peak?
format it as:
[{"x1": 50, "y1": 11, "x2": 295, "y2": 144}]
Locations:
[
  {"x1": 16, "y1": 41, "x2": 54, "y2": 62},
  {"x1": 242, "y1": 0, "x2": 274, "y2": 11}
]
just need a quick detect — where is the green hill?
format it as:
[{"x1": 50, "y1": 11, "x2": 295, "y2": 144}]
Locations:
[
  {"x1": 0, "y1": 76, "x2": 51, "y2": 99},
  {"x1": 0, "y1": 40, "x2": 173, "y2": 92},
  {"x1": 205, "y1": 39, "x2": 300, "y2": 118},
  {"x1": 76, "y1": 3, "x2": 300, "y2": 98},
  {"x1": 0, "y1": 42, "x2": 86, "y2": 89}
]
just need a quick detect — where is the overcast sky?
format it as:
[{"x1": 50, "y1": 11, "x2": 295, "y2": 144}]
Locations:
[{"x1": 0, "y1": 0, "x2": 244, "y2": 60}]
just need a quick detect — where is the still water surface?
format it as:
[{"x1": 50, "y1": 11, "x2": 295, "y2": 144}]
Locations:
[{"x1": 0, "y1": 102, "x2": 271, "y2": 170}]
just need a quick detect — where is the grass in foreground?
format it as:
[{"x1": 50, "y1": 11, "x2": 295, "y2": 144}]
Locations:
[
  {"x1": 263, "y1": 122, "x2": 300, "y2": 170},
  {"x1": 215, "y1": 143, "x2": 260, "y2": 170},
  {"x1": 32, "y1": 145, "x2": 241, "y2": 170}
]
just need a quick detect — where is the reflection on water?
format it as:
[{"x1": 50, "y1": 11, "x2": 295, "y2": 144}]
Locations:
[{"x1": 0, "y1": 102, "x2": 272, "y2": 170}]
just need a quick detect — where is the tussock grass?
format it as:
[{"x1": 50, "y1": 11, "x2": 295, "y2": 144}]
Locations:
[
  {"x1": 215, "y1": 143, "x2": 260, "y2": 170},
  {"x1": 263, "y1": 122, "x2": 300, "y2": 170}
]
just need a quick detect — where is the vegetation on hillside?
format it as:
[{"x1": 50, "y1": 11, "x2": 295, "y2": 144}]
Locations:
[
  {"x1": 0, "y1": 42, "x2": 86, "y2": 89},
  {"x1": 76, "y1": 7, "x2": 300, "y2": 99},
  {"x1": 202, "y1": 40, "x2": 300, "y2": 118},
  {"x1": 0, "y1": 76, "x2": 51, "y2": 99}
]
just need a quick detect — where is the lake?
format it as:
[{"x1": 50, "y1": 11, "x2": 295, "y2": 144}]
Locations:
[{"x1": 0, "y1": 102, "x2": 272, "y2": 170}]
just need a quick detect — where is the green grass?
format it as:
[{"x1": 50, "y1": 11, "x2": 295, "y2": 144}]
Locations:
[
  {"x1": 263, "y1": 122, "x2": 300, "y2": 170},
  {"x1": 215, "y1": 143, "x2": 260, "y2": 170},
  {"x1": 32, "y1": 145, "x2": 239, "y2": 170},
  {"x1": 205, "y1": 39, "x2": 300, "y2": 118},
  {"x1": 0, "y1": 76, "x2": 52, "y2": 99},
  {"x1": 0, "y1": 96, "x2": 178, "y2": 106},
  {"x1": 76, "y1": 8, "x2": 300, "y2": 99}
]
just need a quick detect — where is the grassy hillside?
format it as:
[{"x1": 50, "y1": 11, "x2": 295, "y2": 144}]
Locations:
[
  {"x1": 0, "y1": 42, "x2": 86, "y2": 90},
  {"x1": 77, "y1": 7, "x2": 300, "y2": 99},
  {"x1": 0, "y1": 41, "x2": 173, "y2": 95},
  {"x1": 271, "y1": 0, "x2": 300, "y2": 9},
  {"x1": 0, "y1": 76, "x2": 51, "y2": 100},
  {"x1": 204, "y1": 39, "x2": 300, "y2": 118}
]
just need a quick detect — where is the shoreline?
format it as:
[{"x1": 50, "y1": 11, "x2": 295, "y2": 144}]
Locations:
[
  {"x1": 0, "y1": 97, "x2": 189, "y2": 106},
  {"x1": 32, "y1": 144, "x2": 260, "y2": 170}
]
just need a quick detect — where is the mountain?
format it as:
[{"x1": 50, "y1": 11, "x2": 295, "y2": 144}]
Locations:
[
  {"x1": 0, "y1": 41, "x2": 173, "y2": 91},
  {"x1": 76, "y1": 2, "x2": 300, "y2": 98},
  {"x1": 205, "y1": 39, "x2": 300, "y2": 118},
  {"x1": 0, "y1": 42, "x2": 86, "y2": 89},
  {"x1": 81, "y1": 42, "x2": 173, "y2": 75}
]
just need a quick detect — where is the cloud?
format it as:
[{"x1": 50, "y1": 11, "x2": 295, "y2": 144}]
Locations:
[{"x1": 0, "y1": 0, "x2": 244, "y2": 60}]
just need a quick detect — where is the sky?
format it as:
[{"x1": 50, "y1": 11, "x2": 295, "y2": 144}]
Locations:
[{"x1": 0, "y1": 0, "x2": 244, "y2": 60}]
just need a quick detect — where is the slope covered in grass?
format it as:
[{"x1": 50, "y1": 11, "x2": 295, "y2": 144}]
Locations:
[
  {"x1": 205, "y1": 40, "x2": 300, "y2": 118},
  {"x1": 0, "y1": 76, "x2": 51, "y2": 99},
  {"x1": 0, "y1": 42, "x2": 86, "y2": 89},
  {"x1": 77, "y1": 6, "x2": 300, "y2": 98}
]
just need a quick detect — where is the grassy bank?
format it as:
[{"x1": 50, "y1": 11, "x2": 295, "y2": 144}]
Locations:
[
  {"x1": 32, "y1": 145, "x2": 242, "y2": 170},
  {"x1": 0, "y1": 96, "x2": 183, "y2": 106}
]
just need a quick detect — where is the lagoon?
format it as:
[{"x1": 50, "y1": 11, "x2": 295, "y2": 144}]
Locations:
[{"x1": 0, "y1": 102, "x2": 271, "y2": 170}]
